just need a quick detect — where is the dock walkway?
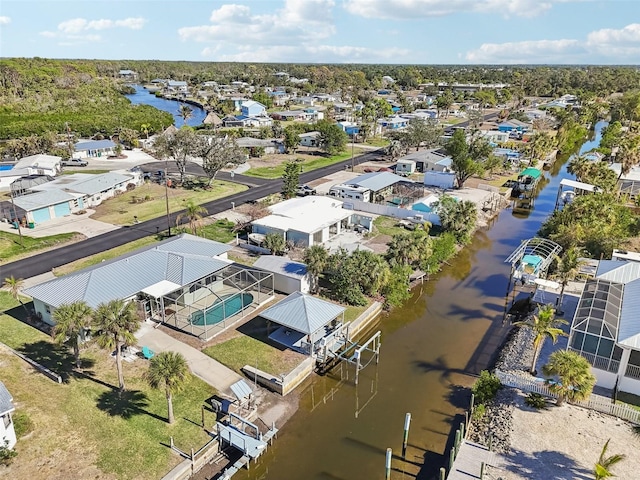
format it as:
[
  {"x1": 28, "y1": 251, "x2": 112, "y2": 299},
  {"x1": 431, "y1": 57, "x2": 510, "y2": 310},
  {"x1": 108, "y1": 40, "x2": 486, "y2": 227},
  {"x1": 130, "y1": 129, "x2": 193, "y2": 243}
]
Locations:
[{"x1": 448, "y1": 441, "x2": 503, "y2": 480}]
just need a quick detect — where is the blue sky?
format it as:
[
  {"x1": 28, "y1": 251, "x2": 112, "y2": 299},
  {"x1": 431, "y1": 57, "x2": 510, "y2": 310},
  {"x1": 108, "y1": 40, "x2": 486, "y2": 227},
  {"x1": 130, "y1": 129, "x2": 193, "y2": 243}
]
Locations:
[{"x1": 1, "y1": 0, "x2": 639, "y2": 64}]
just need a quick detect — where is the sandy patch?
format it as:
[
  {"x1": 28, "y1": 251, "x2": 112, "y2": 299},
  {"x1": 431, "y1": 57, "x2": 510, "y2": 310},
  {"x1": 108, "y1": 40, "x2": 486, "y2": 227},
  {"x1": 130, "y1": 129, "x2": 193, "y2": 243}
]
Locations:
[{"x1": 487, "y1": 392, "x2": 640, "y2": 480}]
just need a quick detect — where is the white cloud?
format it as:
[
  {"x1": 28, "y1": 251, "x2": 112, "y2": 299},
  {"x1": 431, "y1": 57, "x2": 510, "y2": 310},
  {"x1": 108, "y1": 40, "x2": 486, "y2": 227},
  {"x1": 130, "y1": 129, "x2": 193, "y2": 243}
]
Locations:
[
  {"x1": 202, "y1": 44, "x2": 409, "y2": 63},
  {"x1": 465, "y1": 39, "x2": 583, "y2": 63},
  {"x1": 179, "y1": 0, "x2": 336, "y2": 47},
  {"x1": 466, "y1": 22, "x2": 640, "y2": 63},
  {"x1": 343, "y1": 0, "x2": 583, "y2": 19},
  {"x1": 0, "y1": 16, "x2": 11, "y2": 25},
  {"x1": 40, "y1": 16, "x2": 147, "y2": 46}
]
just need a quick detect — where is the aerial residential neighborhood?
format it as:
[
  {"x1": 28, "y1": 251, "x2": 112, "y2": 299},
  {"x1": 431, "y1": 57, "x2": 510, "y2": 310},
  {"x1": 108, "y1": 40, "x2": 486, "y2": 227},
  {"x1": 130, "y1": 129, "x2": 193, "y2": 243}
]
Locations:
[{"x1": 1, "y1": 2, "x2": 640, "y2": 480}]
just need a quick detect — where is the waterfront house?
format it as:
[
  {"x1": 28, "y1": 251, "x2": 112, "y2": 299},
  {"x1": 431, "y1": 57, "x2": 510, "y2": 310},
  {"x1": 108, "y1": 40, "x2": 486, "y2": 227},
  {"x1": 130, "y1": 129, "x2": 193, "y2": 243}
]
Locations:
[
  {"x1": 609, "y1": 164, "x2": 640, "y2": 199},
  {"x1": 568, "y1": 258, "x2": 640, "y2": 397},
  {"x1": 236, "y1": 137, "x2": 285, "y2": 155},
  {"x1": 23, "y1": 234, "x2": 274, "y2": 341},
  {"x1": 0, "y1": 381, "x2": 16, "y2": 450},
  {"x1": 330, "y1": 171, "x2": 412, "y2": 204},
  {"x1": 397, "y1": 149, "x2": 452, "y2": 173},
  {"x1": 118, "y1": 69, "x2": 138, "y2": 81},
  {"x1": 251, "y1": 196, "x2": 353, "y2": 248}
]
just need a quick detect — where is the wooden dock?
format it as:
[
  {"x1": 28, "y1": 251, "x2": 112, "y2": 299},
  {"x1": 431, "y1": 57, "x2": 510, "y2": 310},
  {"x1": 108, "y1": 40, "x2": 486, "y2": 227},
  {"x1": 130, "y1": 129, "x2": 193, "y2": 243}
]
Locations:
[{"x1": 447, "y1": 441, "x2": 503, "y2": 480}]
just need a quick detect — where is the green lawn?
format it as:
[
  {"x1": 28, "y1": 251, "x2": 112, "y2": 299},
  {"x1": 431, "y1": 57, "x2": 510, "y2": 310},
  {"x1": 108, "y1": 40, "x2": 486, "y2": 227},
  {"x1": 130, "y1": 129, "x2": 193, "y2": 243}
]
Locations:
[
  {"x1": 199, "y1": 218, "x2": 236, "y2": 244},
  {"x1": 203, "y1": 335, "x2": 300, "y2": 375},
  {"x1": 91, "y1": 181, "x2": 247, "y2": 225},
  {"x1": 0, "y1": 298, "x2": 216, "y2": 480},
  {"x1": 0, "y1": 230, "x2": 78, "y2": 265},
  {"x1": 53, "y1": 235, "x2": 160, "y2": 276},
  {"x1": 245, "y1": 149, "x2": 364, "y2": 179},
  {"x1": 372, "y1": 216, "x2": 405, "y2": 237},
  {"x1": 363, "y1": 137, "x2": 390, "y2": 148}
]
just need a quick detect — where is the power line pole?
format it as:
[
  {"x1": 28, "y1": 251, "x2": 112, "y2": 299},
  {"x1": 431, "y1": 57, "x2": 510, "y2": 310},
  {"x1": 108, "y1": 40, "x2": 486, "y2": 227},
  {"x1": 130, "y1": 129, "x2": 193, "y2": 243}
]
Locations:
[{"x1": 164, "y1": 167, "x2": 171, "y2": 237}]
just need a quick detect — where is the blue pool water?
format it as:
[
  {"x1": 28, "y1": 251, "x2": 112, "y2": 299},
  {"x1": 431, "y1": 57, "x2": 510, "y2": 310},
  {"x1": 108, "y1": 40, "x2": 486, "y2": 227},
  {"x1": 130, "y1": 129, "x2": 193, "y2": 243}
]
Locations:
[
  {"x1": 0, "y1": 165, "x2": 14, "y2": 171},
  {"x1": 190, "y1": 293, "x2": 254, "y2": 326}
]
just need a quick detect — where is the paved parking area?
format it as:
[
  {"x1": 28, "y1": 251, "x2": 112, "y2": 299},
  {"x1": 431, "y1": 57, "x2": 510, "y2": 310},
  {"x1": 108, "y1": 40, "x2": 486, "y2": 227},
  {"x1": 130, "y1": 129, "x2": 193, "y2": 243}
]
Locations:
[{"x1": 0, "y1": 208, "x2": 120, "y2": 238}]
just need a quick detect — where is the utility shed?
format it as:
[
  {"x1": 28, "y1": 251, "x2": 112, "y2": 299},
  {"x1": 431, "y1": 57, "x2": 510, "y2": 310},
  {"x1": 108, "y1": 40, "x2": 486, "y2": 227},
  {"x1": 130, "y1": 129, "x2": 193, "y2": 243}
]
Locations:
[{"x1": 253, "y1": 255, "x2": 310, "y2": 294}]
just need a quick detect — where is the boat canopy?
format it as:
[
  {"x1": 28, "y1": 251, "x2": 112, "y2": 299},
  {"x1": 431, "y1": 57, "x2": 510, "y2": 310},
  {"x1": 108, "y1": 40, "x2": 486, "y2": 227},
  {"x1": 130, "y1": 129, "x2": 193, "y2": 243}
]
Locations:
[{"x1": 518, "y1": 168, "x2": 542, "y2": 179}]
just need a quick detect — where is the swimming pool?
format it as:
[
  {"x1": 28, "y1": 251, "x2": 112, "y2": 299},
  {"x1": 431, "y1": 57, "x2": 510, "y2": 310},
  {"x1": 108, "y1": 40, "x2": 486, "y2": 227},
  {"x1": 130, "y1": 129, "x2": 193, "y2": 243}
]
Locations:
[
  {"x1": 0, "y1": 165, "x2": 14, "y2": 171},
  {"x1": 190, "y1": 292, "x2": 254, "y2": 326}
]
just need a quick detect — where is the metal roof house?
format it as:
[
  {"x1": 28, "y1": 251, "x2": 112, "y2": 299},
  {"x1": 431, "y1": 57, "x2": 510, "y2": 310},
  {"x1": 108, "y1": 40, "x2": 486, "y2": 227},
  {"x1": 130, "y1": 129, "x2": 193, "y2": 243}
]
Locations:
[
  {"x1": 74, "y1": 139, "x2": 116, "y2": 159},
  {"x1": 14, "y1": 154, "x2": 63, "y2": 177},
  {"x1": 0, "y1": 381, "x2": 16, "y2": 450},
  {"x1": 251, "y1": 196, "x2": 353, "y2": 248},
  {"x1": 1, "y1": 172, "x2": 138, "y2": 226},
  {"x1": 568, "y1": 259, "x2": 640, "y2": 396},
  {"x1": 262, "y1": 292, "x2": 346, "y2": 357},
  {"x1": 23, "y1": 234, "x2": 274, "y2": 341}
]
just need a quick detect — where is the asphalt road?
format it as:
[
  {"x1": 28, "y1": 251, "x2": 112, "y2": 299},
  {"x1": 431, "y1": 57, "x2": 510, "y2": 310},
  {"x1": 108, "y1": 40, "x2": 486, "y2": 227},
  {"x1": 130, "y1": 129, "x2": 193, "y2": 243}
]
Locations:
[{"x1": 1, "y1": 149, "x2": 383, "y2": 279}]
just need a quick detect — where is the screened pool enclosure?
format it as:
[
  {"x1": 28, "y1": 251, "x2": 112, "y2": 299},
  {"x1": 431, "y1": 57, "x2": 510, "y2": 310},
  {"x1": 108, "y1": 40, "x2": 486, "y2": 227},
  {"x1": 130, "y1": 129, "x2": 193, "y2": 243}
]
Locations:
[{"x1": 139, "y1": 264, "x2": 274, "y2": 340}]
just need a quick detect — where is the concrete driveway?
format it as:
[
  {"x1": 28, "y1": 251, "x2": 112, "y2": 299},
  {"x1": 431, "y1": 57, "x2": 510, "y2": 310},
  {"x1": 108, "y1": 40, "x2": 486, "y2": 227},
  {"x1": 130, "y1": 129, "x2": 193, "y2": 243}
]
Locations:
[
  {"x1": 135, "y1": 322, "x2": 243, "y2": 396},
  {"x1": 0, "y1": 208, "x2": 120, "y2": 239}
]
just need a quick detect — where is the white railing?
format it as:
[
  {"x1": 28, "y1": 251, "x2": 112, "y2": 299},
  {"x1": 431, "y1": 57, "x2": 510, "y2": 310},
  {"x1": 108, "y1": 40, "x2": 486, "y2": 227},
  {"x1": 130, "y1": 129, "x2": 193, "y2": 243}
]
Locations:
[
  {"x1": 495, "y1": 369, "x2": 640, "y2": 424},
  {"x1": 625, "y1": 364, "x2": 640, "y2": 380}
]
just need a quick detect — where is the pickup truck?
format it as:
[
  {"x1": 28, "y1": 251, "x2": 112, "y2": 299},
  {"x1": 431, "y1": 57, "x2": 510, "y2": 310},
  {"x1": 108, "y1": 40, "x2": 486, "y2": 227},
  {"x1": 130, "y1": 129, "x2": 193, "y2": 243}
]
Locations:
[
  {"x1": 61, "y1": 158, "x2": 88, "y2": 167},
  {"x1": 296, "y1": 184, "x2": 317, "y2": 196}
]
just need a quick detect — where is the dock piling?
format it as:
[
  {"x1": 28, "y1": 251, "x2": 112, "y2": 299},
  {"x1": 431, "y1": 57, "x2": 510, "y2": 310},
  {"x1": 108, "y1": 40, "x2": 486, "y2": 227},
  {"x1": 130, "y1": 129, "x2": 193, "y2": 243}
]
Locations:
[
  {"x1": 385, "y1": 448, "x2": 392, "y2": 480},
  {"x1": 402, "y1": 413, "x2": 411, "y2": 459}
]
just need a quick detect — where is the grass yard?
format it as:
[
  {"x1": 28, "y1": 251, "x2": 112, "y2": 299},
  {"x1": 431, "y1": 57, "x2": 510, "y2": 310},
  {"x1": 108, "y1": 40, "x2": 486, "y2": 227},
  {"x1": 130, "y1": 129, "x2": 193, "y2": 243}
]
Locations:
[
  {"x1": 199, "y1": 218, "x2": 236, "y2": 244},
  {"x1": 203, "y1": 335, "x2": 301, "y2": 376},
  {"x1": 53, "y1": 236, "x2": 161, "y2": 276},
  {"x1": 344, "y1": 303, "x2": 371, "y2": 323},
  {"x1": 0, "y1": 230, "x2": 79, "y2": 265},
  {"x1": 91, "y1": 181, "x2": 247, "y2": 225},
  {"x1": 0, "y1": 297, "x2": 216, "y2": 480},
  {"x1": 245, "y1": 149, "x2": 364, "y2": 179},
  {"x1": 372, "y1": 216, "x2": 405, "y2": 238},
  {"x1": 363, "y1": 137, "x2": 390, "y2": 148}
]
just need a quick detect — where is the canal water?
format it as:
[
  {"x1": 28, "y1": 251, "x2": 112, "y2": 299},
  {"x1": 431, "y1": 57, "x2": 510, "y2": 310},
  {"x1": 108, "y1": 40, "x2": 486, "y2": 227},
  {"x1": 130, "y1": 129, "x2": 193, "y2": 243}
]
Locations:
[
  {"x1": 124, "y1": 84, "x2": 207, "y2": 127},
  {"x1": 234, "y1": 121, "x2": 606, "y2": 480}
]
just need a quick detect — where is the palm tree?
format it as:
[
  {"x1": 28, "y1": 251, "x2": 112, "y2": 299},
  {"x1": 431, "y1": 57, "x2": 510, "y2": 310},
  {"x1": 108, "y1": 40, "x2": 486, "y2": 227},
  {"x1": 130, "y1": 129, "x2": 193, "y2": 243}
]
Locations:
[
  {"x1": 567, "y1": 155, "x2": 590, "y2": 182},
  {"x1": 146, "y1": 351, "x2": 189, "y2": 424},
  {"x1": 176, "y1": 200, "x2": 208, "y2": 235},
  {"x1": 2, "y1": 276, "x2": 26, "y2": 312},
  {"x1": 93, "y1": 299, "x2": 142, "y2": 392},
  {"x1": 552, "y1": 247, "x2": 586, "y2": 315},
  {"x1": 593, "y1": 438, "x2": 625, "y2": 480},
  {"x1": 542, "y1": 349, "x2": 596, "y2": 406},
  {"x1": 515, "y1": 304, "x2": 568, "y2": 374},
  {"x1": 178, "y1": 105, "x2": 193, "y2": 126},
  {"x1": 140, "y1": 123, "x2": 151, "y2": 140},
  {"x1": 303, "y1": 245, "x2": 329, "y2": 294},
  {"x1": 52, "y1": 301, "x2": 93, "y2": 368}
]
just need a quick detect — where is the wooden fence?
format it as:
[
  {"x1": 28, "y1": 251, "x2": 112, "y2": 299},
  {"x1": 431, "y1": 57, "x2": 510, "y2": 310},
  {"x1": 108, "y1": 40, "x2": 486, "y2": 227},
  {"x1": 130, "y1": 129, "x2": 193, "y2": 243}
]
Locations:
[{"x1": 495, "y1": 369, "x2": 640, "y2": 424}]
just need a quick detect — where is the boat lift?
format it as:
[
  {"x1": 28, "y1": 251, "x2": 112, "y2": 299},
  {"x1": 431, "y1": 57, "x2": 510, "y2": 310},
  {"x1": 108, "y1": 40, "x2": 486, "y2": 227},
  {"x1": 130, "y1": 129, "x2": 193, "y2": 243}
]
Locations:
[{"x1": 319, "y1": 330, "x2": 381, "y2": 385}]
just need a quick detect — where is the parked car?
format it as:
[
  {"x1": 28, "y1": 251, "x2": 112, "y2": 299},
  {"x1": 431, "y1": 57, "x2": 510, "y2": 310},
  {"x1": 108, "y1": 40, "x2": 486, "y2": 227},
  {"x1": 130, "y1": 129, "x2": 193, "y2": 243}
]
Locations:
[
  {"x1": 296, "y1": 184, "x2": 317, "y2": 196},
  {"x1": 61, "y1": 158, "x2": 88, "y2": 167}
]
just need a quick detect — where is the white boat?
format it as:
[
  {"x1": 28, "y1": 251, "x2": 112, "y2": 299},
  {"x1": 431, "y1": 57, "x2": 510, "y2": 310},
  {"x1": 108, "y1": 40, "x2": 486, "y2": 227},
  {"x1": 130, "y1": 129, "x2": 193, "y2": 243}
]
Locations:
[{"x1": 248, "y1": 233, "x2": 266, "y2": 246}]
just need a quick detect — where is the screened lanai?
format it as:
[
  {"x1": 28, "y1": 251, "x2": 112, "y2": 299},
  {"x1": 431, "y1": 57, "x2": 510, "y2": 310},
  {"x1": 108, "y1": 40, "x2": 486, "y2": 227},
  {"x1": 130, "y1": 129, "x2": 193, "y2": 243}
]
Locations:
[
  {"x1": 568, "y1": 277, "x2": 624, "y2": 373},
  {"x1": 150, "y1": 264, "x2": 274, "y2": 340}
]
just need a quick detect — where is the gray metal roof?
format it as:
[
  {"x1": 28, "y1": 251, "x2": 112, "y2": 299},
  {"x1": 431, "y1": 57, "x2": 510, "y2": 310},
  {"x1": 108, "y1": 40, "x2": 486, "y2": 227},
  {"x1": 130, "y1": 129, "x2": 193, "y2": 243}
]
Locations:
[
  {"x1": 351, "y1": 171, "x2": 411, "y2": 192},
  {"x1": 14, "y1": 189, "x2": 76, "y2": 211},
  {"x1": 260, "y1": 291, "x2": 345, "y2": 335},
  {"x1": 74, "y1": 140, "x2": 116, "y2": 151},
  {"x1": 597, "y1": 261, "x2": 640, "y2": 284},
  {"x1": 64, "y1": 172, "x2": 133, "y2": 195},
  {"x1": 0, "y1": 381, "x2": 14, "y2": 415},
  {"x1": 230, "y1": 379, "x2": 253, "y2": 402},
  {"x1": 253, "y1": 256, "x2": 307, "y2": 279},
  {"x1": 24, "y1": 234, "x2": 232, "y2": 309}
]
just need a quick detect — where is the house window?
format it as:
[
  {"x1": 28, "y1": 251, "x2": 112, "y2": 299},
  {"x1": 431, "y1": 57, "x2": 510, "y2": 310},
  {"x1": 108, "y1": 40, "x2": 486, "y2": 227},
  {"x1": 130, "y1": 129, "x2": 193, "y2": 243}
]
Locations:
[
  {"x1": 3, "y1": 413, "x2": 10, "y2": 429},
  {"x1": 312, "y1": 231, "x2": 322, "y2": 244},
  {"x1": 45, "y1": 305, "x2": 51, "y2": 314}
]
